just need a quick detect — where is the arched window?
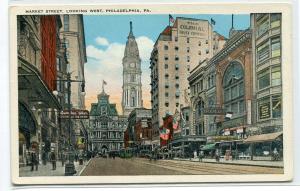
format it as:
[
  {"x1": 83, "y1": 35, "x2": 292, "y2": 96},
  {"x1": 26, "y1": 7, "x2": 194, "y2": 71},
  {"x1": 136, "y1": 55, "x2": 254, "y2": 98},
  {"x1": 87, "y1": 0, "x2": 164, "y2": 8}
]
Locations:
[{"x1": 223, "y1": 61, "x2": 245, "y2": 116}]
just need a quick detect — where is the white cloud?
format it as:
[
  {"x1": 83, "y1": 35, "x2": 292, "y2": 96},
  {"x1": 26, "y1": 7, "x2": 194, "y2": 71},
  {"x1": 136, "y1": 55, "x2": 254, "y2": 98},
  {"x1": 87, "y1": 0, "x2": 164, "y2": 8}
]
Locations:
[
  {"x1": 136, "y1": 36, "x2": 154, "y2": 61},
  {"x1": 85, "y1": 36, "x2": 154, "y2": 112},
  {"x1": 95, "y1": 37, "x2": 109, "y2": 46}
]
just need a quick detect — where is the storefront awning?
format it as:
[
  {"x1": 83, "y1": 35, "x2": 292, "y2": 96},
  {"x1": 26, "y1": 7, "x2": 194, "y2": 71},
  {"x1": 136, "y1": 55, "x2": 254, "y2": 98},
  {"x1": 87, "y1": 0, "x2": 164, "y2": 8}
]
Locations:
[
  {"x1": 244, "y1": 131, "x2": 283, "y2": 143},
  {"x1": 18, "y1": 57, "x2": 62, "y2": 110},
  {"x1": 201, "y1": 143, "x2": 216, "y2": 151}
]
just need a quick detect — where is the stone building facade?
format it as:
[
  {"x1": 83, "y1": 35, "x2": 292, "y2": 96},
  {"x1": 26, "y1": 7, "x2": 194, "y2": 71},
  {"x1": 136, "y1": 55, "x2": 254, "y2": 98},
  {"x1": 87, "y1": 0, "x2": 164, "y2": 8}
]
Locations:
[
  {"x1": 89, "y1": 88, "x2": 127, "y2": 154},
  {"x1": 122, "y1": 22, "x2": 143, "y2": 116},
  {"x1": 244, "y1": 13, "x2": 283, "y2": 159},
  {"x1": 187, "y1": 28, "x2": 252, "y2": 155},
  {"x1": 18, "y1": 15, "x2": 64, "y2": 166},
  {"x1": 150, "y1": 17, "x2": 226, "y2": 137},
  {"x1": 249, "y1": 13, "x2": 282, "y2": 136},
  {"x1": 214, "y1": 29, "x2": 253, "y2": 138}
]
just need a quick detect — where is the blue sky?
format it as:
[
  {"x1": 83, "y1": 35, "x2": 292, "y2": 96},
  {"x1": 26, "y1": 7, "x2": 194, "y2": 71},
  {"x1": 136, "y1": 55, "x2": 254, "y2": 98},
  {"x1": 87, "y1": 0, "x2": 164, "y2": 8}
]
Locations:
[
  {"x1": 83, "y1": 14, "x2": 250, "y2": 113},
  {"x1": 84, "y1": 14, "x2": 250, "y2": 44}
]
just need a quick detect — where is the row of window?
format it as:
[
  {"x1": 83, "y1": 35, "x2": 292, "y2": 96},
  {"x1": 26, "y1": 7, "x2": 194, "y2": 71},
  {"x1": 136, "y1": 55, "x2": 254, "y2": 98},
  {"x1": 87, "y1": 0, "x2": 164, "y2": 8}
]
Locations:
[
  {"x1": 257, "y1": 37, "x2": 281, "y2": 64},
  {"x1": 165, "y1": 102, "x2": 180, "y2": 107},
  {"x1": 164, "y1": 45, "x2": 209, "y2": 53},
  {"x1": 224, "y1": 100, "x2": 245, "y2": 116},
  {"x1": 164, "y1": 73, "x2": 180, "y2": 80},
  {"x1": 165, "y1": 91, "x2": 180, "y2": 98},
  {"x1": 172, "y1": 37, "x2": 210, "y2": 45},
  {"x1": 93, "y1": 121, "x2": 125, "y2": 128},
  {"x1": 92, "y1": 131, "x2": 123, "y2": 139},
  {"x1": 224, "y1": 81, "x2": 245, "y2": 102},
  {"x1": 257, "y1": 66, "x2": 281, "y2": 90},
  {"x1": 191, "y1": 79, "x2": 204, "y2": 95},
  {"x1": 165, "y1": 83, "x2": 180, "y2": 89},
  {"x1": 256, "y1": 13, "x2": 281, "y2": 37},
  {"x1": 163, "y1": 50, "x2": 209, "y2": 61}
]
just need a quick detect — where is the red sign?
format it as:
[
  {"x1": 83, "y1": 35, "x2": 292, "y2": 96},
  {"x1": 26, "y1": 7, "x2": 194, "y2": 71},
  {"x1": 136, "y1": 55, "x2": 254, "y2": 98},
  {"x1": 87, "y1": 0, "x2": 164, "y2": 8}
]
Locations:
[{"x1": 60, "y1": 110, "x2": 89, "y2": 119}]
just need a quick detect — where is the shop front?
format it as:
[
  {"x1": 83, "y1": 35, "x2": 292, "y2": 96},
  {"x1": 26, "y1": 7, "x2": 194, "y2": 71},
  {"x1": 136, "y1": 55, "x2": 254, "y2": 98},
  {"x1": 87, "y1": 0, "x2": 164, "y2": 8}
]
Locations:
[
  {"x1": 18, "y1": 102, "x2": 37, "y2": 167},
  {"x1": 244, "y1": 131, "x2": 283, "y2": 161}
]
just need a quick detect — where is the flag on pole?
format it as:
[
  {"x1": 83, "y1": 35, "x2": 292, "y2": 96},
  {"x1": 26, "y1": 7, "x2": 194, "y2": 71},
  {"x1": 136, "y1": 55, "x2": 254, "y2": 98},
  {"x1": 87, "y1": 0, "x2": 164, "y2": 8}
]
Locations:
[
  {"x1": 211, "y1": 18, "x2": 216, "y2": 25},
  {"x1": 169, "y1": 14, "x2": 175, "y2": 25},
  {"x1": 102, "y1": 80, "x2": 107, "y2": 92}
]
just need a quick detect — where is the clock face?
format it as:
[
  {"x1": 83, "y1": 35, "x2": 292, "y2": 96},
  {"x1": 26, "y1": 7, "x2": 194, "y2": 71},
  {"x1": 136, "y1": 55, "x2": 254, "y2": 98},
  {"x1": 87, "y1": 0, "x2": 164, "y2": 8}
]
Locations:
[{"x1": 130, "y1": 62, "x2": 135, "y2": 68}]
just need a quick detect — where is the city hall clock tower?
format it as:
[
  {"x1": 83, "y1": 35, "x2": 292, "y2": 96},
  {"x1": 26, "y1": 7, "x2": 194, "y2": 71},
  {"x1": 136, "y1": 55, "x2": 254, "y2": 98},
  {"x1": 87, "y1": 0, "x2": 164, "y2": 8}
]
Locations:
[{"x1": 122, "y1": 21, "x2": 143, "y2": 116}]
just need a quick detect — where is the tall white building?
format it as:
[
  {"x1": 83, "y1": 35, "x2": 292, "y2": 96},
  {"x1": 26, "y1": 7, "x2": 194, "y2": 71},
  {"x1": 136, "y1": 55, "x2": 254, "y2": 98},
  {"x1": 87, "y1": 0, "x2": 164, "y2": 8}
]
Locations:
[
  {"x1": 60, "y1": 15, "x2": 87, "y2": 146},
  {"x1": 60, "y1": 15, "x2": 87, "y2": 110},
  {"x1": 122, "y1": 22, "x2": 143, "y2": 116},
  {"x1": 150, "y1": 17, "x2": 226, "y2": 131}
]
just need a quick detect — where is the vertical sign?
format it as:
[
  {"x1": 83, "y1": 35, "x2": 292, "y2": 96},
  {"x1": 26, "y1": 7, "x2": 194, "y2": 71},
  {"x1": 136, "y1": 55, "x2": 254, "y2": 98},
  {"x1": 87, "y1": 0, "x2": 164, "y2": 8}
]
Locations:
[{"x1": 247, "y1": 100, "x2": 252, "y2": 125}]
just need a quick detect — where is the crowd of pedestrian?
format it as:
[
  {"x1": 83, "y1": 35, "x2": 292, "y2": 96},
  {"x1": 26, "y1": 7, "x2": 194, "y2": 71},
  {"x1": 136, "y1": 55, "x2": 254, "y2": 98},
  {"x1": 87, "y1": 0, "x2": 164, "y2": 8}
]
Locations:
[{"x1": 25, "y1": 148, "x2": 72, "y2": 172}]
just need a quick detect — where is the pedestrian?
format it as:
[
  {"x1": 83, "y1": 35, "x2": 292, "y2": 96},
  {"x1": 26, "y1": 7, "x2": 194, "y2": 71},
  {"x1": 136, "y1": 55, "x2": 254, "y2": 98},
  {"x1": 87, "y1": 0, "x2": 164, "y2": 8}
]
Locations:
[
  {"x1": 42, "y1": 151, "x2": 47, "y2": 165},
  {"x1": 199, "y1": 150, "x2": 204, "y2": 162},
  {"x1": 75, "y1": 153, "x2": 78, "y2": 162},
  {"x1": 273, "y1": 148, "x2": 279, "y2": 161},
  {"x1": 30, "y1": 149, "x2": 38, "y2": 171},
  {"x1": 61, "y1": 152, "x2": 65, "y2": 167},
  {"x1": 50, "y1": 150, "x2": 56, "y2": 170},
  {"x1": 215, "y1": 150, "x2": 220, "y2": 162}
]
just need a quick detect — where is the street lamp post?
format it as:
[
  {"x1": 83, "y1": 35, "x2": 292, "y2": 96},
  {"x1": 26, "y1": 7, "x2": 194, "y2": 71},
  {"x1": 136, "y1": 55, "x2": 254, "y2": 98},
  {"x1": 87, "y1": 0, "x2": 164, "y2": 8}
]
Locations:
[
  {"x1": 64, "y1": 72, "x2": 76, "y2": 175},
  {"x1": 54, "y1": 71, "x2": 85, "y2": 176}
]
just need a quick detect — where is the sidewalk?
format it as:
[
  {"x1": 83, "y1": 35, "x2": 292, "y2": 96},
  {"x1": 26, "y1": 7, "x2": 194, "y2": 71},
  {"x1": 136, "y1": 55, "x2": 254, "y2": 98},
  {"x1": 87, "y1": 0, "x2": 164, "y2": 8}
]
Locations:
[
  {"x1": 19, "y1": 160, "x2": 89, "y2": 177},
  {"x1": 173, "y1": 157, "x2": 283, "y2": 168}
]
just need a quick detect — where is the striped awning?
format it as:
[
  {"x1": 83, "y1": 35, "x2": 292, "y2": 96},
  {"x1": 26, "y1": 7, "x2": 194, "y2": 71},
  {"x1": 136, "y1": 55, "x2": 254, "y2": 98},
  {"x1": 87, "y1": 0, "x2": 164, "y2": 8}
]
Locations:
[{"x1": 244, "y1": 131, "x2": 283, "y2": 143}]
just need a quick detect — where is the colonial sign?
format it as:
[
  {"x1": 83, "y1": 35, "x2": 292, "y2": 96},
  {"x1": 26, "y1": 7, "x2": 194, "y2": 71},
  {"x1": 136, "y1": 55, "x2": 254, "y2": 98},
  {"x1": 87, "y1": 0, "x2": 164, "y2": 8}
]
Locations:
[
  {"x1": 177, "y1": 19, "x2": 208, "y2": 38},
  {"x1": 259, "y1": 102, "x2": 270, "y2": 119},
  {"x1": 203, "y1": 107, "x2": 225, "y2": 115},
  {"x1": 60, "y1": 109, "x2": 90, "y2": 119}
]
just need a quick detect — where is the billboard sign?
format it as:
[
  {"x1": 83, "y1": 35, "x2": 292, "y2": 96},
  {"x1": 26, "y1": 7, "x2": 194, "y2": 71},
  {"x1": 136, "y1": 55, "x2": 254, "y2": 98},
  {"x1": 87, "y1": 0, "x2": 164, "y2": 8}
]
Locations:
[{"x1": 60, "y1": 109, "x2": 89, "y2": 119}]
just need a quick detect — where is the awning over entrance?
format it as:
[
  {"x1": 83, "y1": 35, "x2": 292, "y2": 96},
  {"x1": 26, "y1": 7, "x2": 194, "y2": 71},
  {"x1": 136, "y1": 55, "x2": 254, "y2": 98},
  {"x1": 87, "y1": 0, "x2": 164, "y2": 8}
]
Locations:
[
  {"x1": 18, "y1": 56, "x2": 61, "y2": 110},
  {"x1": 244, "y1": 131, "x2": 283, "y2": 143},
  {"x1": 201, "y1": 143, "x2": 216, "y2": 151}
]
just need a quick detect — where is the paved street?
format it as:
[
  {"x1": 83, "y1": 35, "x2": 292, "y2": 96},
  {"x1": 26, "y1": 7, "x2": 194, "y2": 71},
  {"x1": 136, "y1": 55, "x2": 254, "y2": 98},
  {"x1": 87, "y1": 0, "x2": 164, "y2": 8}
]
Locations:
[
  {"x1": 19, "y1": 160, "x2": 88, "y2": 177},
  {"x1": 80, "y1": 157, "x2": 283, "y2": 176}
]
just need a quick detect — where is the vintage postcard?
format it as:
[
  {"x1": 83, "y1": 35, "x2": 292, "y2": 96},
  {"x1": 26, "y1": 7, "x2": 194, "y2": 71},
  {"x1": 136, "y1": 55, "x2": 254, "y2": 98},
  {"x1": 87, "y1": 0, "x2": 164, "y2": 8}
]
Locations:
[{"x1": 10, "y1": 1, "x2": 293, "y2": 185}]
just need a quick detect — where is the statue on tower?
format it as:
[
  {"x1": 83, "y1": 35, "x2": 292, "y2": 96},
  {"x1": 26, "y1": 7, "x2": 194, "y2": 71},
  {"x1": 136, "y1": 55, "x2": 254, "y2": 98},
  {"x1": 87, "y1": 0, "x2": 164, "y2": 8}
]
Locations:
[{"x1": 102, "y1": 80, "x2": 107, "y2": 93}]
